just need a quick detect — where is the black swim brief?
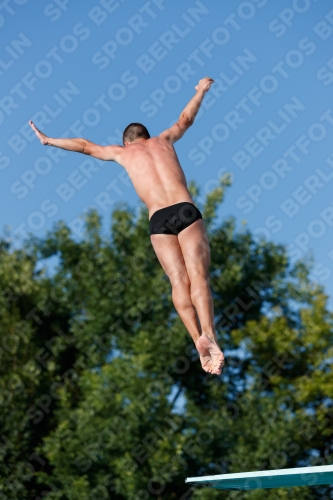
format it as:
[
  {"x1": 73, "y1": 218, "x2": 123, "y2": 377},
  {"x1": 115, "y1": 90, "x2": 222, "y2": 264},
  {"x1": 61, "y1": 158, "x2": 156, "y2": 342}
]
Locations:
[{"x1": 149, "y1": 202, "x2": 203, "y2": 236}]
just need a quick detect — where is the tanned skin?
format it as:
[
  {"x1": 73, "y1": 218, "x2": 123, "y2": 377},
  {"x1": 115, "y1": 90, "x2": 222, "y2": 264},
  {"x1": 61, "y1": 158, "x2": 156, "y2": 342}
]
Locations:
[{"x1": 29, "y1": 77, "x2": 224, "y2": 375}]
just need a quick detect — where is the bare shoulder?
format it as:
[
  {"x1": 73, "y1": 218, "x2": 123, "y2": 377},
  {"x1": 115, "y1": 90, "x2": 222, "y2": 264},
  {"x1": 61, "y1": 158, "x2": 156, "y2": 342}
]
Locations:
[
  {"x1": 100, "y1": 144, "x2": 124, "y2": 163},
  {"x1": 148, "y1": 136, "x2": 177, "y2": 155},
  {"x1": 159, "y1": 116, "x2": 192, "y2": 144},
  {"x1": 85, "y1": 142, "x2": 124, "y2": 162},
  {"x1": 151, "y1": 135, "x2": 174, "y2": 148},
  {"x1": 105, "y1": 144, "x2": 124, "y2": 159}
]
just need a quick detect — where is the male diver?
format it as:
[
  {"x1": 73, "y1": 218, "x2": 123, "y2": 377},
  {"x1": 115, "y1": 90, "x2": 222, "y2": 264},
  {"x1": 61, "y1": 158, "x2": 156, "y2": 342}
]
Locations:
[{"x1": 29, "y1": 76, "x2": 224, "y2": 375}]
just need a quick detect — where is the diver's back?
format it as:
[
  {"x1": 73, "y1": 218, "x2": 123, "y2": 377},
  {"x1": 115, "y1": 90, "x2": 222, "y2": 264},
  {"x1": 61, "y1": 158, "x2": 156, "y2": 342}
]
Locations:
[{"x1": 119, "y1": 137, "x2": 194, "y2": 218}]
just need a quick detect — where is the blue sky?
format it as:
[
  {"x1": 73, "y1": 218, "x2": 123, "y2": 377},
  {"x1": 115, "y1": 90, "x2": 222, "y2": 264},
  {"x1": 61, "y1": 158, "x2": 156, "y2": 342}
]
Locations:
[{"x1": 1, "y1": 0, "x2": 333, "y2": 301}]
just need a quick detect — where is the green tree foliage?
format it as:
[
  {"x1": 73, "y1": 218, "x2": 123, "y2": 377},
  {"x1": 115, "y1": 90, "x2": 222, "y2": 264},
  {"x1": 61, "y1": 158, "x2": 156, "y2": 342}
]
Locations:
[{"x1": 0, "y1": 179, "x2": 332, "y2": 499}]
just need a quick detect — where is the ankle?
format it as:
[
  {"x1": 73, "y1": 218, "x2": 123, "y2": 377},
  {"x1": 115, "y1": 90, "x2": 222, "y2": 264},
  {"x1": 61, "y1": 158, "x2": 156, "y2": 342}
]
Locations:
[{"x1": 202, "y1": 332, "x2": 216, "y2": 342}]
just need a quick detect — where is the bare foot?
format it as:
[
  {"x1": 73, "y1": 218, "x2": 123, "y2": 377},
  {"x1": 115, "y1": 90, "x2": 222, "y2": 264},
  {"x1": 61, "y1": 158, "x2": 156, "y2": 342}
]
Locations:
[
  {"x1": 196, "y1": 335, "x2": 224, "y2": 375},
  {"x1": 196, "y1": 338, "x2": 214, "y2": 374}
]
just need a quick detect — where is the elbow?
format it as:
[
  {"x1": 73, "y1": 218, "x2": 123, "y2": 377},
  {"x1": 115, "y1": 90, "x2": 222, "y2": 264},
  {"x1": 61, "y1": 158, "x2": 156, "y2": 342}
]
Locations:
[
  {"x1": 180, "y1": 114, "x2": 194, "y2": 127},
  {"x1": 82, "y1": 140, "x2": 89, "y2": 155}
]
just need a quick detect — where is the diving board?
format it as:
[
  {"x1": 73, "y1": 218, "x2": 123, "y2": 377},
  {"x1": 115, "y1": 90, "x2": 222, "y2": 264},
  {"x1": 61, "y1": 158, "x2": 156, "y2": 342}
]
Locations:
[{"x1": 186, "y1": 465, "x2": 333, "y2": 490}]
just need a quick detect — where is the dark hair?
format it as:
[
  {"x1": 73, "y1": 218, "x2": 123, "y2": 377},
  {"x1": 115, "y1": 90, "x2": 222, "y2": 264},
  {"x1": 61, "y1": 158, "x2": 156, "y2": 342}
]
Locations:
[{"x1": 123, "y1": 123, "x2": 150, "y2": 144}]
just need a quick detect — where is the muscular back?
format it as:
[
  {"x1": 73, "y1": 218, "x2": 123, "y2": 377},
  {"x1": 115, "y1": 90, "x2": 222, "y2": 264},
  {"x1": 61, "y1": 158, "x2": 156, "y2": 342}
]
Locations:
[{"x1": 117, "y1": 137, "x2": 194, "y2": 218}]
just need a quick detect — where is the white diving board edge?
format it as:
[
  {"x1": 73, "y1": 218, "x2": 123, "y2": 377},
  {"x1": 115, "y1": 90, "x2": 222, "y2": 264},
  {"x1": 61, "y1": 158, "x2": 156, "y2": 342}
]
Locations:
[{"x1": 185, "y1": 465, "x2": 333, "y2": 490}]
